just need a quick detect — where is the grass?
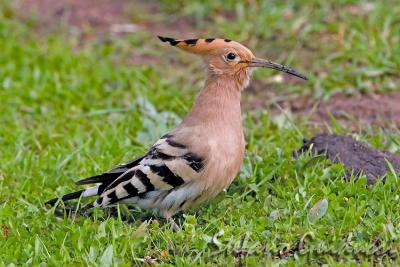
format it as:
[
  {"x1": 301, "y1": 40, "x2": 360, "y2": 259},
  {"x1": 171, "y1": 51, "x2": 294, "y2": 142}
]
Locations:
[{"x1": 1, "y1": 0, "x2": 400, "y2": 265}]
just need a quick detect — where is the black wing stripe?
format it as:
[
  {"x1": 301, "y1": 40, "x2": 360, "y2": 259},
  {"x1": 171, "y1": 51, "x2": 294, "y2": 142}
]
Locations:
[
  {"x1": 75, "y1": 155, "x2": 145, "y2": 185},
  {"x1": 156, "y1": 152, "x2": 175, "y2": 160},
  {"x1": 107, "y1": 191, "x2": 118, "y2": 204},
  {"x1": 161, "y1": 133, "x2": 172, "y2": 139},
  {"x1": 75, "y1": 173, "x2": 117, "y2": 186},
  {"x1": 148, "y1": 149, "x2": 175, "y2": 160},
  {"x1": 166, "y1": 139, "x2": 186, "y2": 149},
  {"x1": 179, "y1": 199, "x2": 187, "y2": 208},
  {"x1": 96, "y1": 197, "x2": 103, "y2": 205},
  {"x1": 106, "y1": 169, "x2": 136, "y2": 190},
  {"x1": 123, "y1": 182, "x2": 139, "y2": 196},
  {"x1": 183, "y1": 153, "x2": 204, "y2": 172},
  {"x1": 149, "y1": 164, "x2": 185, "y2": 187},
  {"x1": 135, "y1": 169, "x2": 155, "y2": 192}
]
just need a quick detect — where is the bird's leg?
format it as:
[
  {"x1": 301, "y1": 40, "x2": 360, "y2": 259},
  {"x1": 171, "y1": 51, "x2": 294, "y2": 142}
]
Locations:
[
  {"x1": 170, "y1": 218, "x2": 180, "y2": 232},
  {"x1": 163, "y1": 211, "x2": 180, "y2": 232}
]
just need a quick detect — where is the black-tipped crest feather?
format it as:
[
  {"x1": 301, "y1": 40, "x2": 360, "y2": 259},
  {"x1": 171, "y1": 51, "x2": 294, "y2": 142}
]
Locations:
[
  {"x1": 158, "y1": 36, "x2": 200, "y2": 47},
  {"x1": 158, "y1": 36, "x2": 179, "y2": 46}
]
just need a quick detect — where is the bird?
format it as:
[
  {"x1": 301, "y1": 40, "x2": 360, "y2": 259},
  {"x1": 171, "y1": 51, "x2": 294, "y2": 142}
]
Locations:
[{"x1": 46, "y1": 36, "x2": 307, "y2": 230}]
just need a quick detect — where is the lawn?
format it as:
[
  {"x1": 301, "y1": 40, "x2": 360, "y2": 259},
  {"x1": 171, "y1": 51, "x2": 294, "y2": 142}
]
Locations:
[{"x1": 1, "y1": 0, "x2": 400, "y2": 265}]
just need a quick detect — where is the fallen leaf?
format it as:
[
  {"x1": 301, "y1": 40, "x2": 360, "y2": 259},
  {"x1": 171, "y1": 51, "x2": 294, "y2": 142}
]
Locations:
[{"x1": 309, "y1": 198, "x2": 328, "y2": 220}]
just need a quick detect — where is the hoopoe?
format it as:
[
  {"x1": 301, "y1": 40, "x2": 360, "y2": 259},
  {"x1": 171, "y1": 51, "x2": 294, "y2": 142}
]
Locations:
[{"x1": 46, "y1": 36, "x2": 307, "y2": 230}]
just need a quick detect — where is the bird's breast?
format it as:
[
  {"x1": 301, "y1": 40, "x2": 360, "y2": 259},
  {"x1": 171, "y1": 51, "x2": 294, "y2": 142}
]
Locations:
[{"x1": 199, "y1": 127, "x2": 245, "y2": 197}]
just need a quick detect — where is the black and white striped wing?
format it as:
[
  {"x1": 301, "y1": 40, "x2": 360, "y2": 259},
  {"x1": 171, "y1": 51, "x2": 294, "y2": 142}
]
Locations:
[
  {"x1": 75, "y1": 155, "x2": 145, "y2": 190},
  {"x1": 94, "y1": 134, "x2": 204, "y2": 207}
]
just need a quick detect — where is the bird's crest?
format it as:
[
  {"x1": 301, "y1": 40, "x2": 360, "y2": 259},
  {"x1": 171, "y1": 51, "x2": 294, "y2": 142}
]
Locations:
[{"x1": 158, "y1": 36, "x2": 241, "y2": 54}]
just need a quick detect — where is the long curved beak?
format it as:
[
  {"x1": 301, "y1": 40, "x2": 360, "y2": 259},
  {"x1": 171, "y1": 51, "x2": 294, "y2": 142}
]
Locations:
[{"x1": 248, "y1": 57, "x2": 308, "y2": 80}]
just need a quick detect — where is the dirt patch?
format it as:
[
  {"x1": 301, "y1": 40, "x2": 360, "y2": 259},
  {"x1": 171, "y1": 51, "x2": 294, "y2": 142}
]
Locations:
[
  {"x1": 14, "y1": 0, "x2": 200, "y2": 66},
  {"x1": 294, "y1": 133, "x2": 400, "y2": 185},
  {"x1": 256, "y1": 91, "x2": 400, "y2": 129},
  {"x1": 14, "y1": 0, "x2": 199, "y2": 36},
  {"x1": 299, "y1": 92, "x2": 400, "y2": 128},
  {"x1": 15, "y1": 0, "x2": 131, "y2": 31}
]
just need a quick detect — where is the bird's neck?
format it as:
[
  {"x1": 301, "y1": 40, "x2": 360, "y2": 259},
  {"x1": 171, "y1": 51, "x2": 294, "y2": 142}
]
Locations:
[{"x1": 181, "y1": 73, "x2": 243, "y2": 129}]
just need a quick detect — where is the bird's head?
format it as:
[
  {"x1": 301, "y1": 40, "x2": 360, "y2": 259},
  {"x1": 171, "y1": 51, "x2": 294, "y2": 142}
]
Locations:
[{"x1": 158, "y1": 36, "x2": 307, "y2": 89}]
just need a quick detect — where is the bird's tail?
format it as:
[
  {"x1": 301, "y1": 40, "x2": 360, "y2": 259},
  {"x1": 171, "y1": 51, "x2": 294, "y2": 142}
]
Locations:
[{"x1": 45, "y1": 186, "x2": 100, "y2": 207}]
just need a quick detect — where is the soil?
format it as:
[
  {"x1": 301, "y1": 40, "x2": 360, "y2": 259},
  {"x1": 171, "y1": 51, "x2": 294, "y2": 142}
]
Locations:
[
  {"x1": 15, "y1": 0, "x2": 131, "y2": 30},
  {"x1": 292, "y1": 92, "x2": 400, "y2": 128},
  {"x1": 246, "y1": 80, "x2": 400, "y2": 128},
  {"x1": 294, "y1": 133, "x2": 400, "y2": 185},
  {"x1": 14, "y1": 0, "x2": 199, "y2": 36},
  {"x1": 14, "y1": 0, "x2": 200, "y2": 65}
]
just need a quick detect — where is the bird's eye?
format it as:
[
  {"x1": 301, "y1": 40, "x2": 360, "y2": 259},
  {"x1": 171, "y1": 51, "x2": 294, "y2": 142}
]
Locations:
[{"x1": 226, "y1": 52, "x2": 236, "y2": 61}]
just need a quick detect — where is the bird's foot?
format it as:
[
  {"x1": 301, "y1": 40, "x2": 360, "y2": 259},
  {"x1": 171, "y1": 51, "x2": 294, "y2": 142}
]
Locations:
[{"x1": 163, "y1": 211, "x2": 181, "y2": 232}]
